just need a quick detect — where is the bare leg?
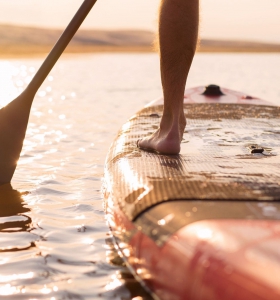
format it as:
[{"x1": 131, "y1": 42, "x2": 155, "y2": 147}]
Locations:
[{"x1": 138, "y1": 0, "x2": 199, "y2": 154}]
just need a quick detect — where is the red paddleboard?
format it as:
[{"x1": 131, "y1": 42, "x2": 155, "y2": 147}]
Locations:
[{"x1": 104, "y1": 85, "x2": 280, "y2": 300}]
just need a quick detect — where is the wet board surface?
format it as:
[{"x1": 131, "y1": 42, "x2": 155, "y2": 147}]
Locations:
[{"x1": 104, "y1": 86, "x2": 280, "y2": 300}]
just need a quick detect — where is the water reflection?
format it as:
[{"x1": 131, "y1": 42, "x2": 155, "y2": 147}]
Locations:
[
  {"x1": 105, "y1": 237, "x2": 152, "y2": 300},
  {"x1": 0, "y1": 184, "x2": 31, "y2": 233},
  {"x1": 0, "y1": 184, "x2": 37, "y2": 256}
]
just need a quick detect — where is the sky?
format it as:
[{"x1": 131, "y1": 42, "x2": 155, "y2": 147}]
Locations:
[{"x1": 0, "y1": 0, "x2": 279, "y2": 43}]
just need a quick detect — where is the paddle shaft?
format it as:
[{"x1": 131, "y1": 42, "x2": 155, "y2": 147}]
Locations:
[{"x1": 27, "y1": 0, "x2": 97, "y2": 93}]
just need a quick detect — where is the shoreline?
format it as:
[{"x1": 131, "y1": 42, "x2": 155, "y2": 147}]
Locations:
[
  {"x1": 0, "y1": 45, "x2": 154, "y2": 59},
  {"x1": 1, "y1": 45, "x2": 280, "y2": 58},
  {"x1": 1, "y1": 25, "x2": 280, "y2": 58}
]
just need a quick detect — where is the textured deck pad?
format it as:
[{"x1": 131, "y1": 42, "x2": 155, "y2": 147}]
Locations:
[{"x1": 105, "y1": 104, "x2": 280, "y2": 220}]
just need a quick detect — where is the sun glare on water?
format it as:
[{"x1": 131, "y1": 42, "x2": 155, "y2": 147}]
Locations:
[{"x1": 0, "y1": 61, "x2": 22, "y2": 108}]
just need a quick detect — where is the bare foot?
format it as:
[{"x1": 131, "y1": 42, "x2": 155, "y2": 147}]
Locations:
[{"x1": 137, "y1": 111, "x2": 186, "y2": 155}]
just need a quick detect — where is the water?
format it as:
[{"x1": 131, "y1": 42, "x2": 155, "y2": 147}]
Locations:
[{"x1": 0, "y1": 53, "x2": 279, "y2": 299}]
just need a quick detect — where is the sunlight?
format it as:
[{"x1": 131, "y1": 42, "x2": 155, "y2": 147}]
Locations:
[
  {"x1": 83, "y1": 238, "x2": 94, "y2": 245},
  {"x1": 0, "y1": 284, "x2": 19, "y2": 296},
  {"x1": 197, "y1": 228, "x2": 213, "y2": 240},
  {"x1": 118, "y1": 159, "x2": 152, "y2": 206},
  {"x1": 75, "y1": 215, "x2": 85, "y2": 220},
  {"x1": 0, "y1": 258, "x2": 9, "y2": 265},
  {"x1": 105, "y1": 274, "x2": 123, "y2": 291},
  {"x1": 40, "y1": 285, "x2": 52, "y2": 294},
  {"x1": 0, "y1": 61, "x2": 20, "y2": 108},
  {"x1": 0, "y1": 272, "x2": 34, "y2": 283}
]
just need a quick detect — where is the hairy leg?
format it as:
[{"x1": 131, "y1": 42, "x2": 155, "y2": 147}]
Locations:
[{"x1": 138, "y1": 0, "x2": 199, "y2": 154}]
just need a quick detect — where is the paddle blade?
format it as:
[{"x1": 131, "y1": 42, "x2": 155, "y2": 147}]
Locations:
[{"x1": 0, "y1": 89, "x2": 35, "y2": 184}]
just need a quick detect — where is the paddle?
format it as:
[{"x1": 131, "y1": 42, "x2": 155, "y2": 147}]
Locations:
[{"x1": 0, "y1": 0, "x2": 98, "y2": 184}]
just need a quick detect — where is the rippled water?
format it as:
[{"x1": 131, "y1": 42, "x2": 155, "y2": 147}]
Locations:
[{"x1": 0, "y1": 53, "x2": 279, "y2": 299}]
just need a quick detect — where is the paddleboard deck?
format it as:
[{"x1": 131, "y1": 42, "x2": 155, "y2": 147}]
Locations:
[{"x1": 104, "y1": 86, "x2": 280, "y2": 300}]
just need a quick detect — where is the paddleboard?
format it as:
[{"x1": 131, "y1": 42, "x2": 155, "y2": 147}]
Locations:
[{"x1": 104, "y1": 85, "x2": 280, "y2": 300}]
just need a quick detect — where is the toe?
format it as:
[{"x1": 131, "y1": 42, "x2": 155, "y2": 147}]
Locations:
[{"x1": 136, "y1": 139, "x2": 142, "y2": 148}]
